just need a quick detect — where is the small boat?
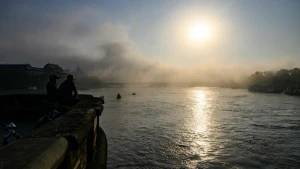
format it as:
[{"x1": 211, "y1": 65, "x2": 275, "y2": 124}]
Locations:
[{"x1": 116, "y1": 93, "x2": 121, "y2": 99}]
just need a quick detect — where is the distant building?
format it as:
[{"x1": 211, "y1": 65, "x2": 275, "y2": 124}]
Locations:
[
  {"x1": 73, "y1": 65, "x2": 88, "y2": 78},
  {"x1": 0, "y1": 63, "x2": 67, "y2": 90},
  {"x1": 71, "y1": 65, "x2": 103, "y2": 90}
]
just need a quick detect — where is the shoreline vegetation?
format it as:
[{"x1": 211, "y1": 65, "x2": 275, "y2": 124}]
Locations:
[
  {"x1": 0, "y1": 63, "x2": 300, "y2": 96},
  {"x1": 247, "y1": 68, "x2": 300, "y2": 96}
]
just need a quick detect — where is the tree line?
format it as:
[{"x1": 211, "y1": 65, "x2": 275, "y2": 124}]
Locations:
[{"x1": 247, "y1": 68, "x2": 300, "y2": 91}]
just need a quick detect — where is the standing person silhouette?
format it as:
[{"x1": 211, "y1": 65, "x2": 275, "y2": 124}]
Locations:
[{"x1": 59, "y1": 74, "x2": 79, "y2": 106}]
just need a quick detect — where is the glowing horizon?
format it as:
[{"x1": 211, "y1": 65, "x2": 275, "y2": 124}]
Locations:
[{"x1": 0, "y1": 1, "x2": 299, "y2": 82}]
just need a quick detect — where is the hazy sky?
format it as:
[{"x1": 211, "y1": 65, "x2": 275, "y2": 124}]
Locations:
[{"x1": 0, "y1": 0, "x2": 300, "y2": 82}]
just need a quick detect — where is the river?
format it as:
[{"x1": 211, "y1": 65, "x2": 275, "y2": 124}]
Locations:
[{"x1": 81, "y1": 86, "x2": 300, "y2": 169}]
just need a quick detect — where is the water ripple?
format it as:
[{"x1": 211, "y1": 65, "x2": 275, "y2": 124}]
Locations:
[{"x1": 80, "y1": 87, "x2": 300, "y2": 169}]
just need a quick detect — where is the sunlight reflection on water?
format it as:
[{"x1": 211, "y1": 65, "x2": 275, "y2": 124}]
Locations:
[
  {"x1": 187, "y1": 89, "x2": 214, "y2": 167},
  {"x1": 81, "y1": 87, "x2": 300, "y2": 169},
  {"x1": 191, "y1": 89, "x2": 209, "y2": 133}
]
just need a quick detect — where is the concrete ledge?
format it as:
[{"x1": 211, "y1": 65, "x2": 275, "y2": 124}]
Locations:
[
  {"x1": 0, "y1": 94, "x2": 106, "y2": 169},
  {"x1": 87, "y1": 127, "x2": 107, "y2": 169},
  {"x1": 73, "y1": 95, "x2": 103, "y2": 110},
  {"x1": 28, "y1": 109, "x2": 97, "y2": 150},
  {"x1": 0, "y1": 137, "x2": 68, "y2": 169}
]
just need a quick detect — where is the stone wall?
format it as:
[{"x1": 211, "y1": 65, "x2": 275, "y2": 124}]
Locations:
[{"x1": 0, "y1": 95, "x2": 107, "y2": 169}]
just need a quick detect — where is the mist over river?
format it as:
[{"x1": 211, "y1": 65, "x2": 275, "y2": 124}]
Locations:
[{"x1": 81, "y1": 86, "x2": 300, "y2": 169}]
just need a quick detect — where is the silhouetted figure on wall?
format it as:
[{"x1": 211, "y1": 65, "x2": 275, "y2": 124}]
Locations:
[
  {"x1": 46, "y1": 75, "x2": 60, "y2": 102},
  {"x1": 59, "y1": 74, "x2": 79, "y2": 106},
  {"x1": 117, "y1": 93, "x2": 121, "y2": 99}
]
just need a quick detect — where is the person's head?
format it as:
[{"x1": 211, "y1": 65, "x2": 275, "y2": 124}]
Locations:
[
  {"x1": 67, "y1": 74, "x2": 74, "y2": 81},
  {"x1": 49, "y1": 75, "x2": 60, "y2": 82}
]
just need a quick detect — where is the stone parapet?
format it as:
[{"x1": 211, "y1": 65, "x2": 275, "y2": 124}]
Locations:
[{"x1": 0, "y1": 94, "x2": 106, "y2": 169}]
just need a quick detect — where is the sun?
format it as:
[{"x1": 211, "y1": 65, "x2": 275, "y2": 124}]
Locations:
[{"x1": 188, "y1": 23, "x2": 211, "y2": 43}]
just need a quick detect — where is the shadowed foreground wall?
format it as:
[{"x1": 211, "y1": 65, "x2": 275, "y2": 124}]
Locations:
[{"x1": 0, "y1": 94, "x2": 107, "y2": 169}]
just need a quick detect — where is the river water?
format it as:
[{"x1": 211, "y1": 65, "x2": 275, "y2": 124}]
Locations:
[{"x1": 81, "y1": 86, "x2": 300, "y2": 169}]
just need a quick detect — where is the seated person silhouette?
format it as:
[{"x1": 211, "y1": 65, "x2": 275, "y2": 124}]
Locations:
[
  {"x1": 59, "y1": 74, "x2": 79, "y2": 106},
  {"x1": 46, "y1": 75, "x2": 60, "y2": 103}
]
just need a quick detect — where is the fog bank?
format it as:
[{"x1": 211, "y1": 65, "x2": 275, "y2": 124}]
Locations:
[{"x1": 0, "y1": 6, "x2": 299, "y2": 84}]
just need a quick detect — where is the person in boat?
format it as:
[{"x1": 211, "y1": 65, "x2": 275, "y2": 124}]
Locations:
[
  {"x1": 59, "y1": 74, "x2": 79, "y2": 106},
  {"x1": 46, "y1": 75, "x2": 60, "y2": 102},
  {"x1": 117, "y1": 93, "x2": 121, "y2": 99}
]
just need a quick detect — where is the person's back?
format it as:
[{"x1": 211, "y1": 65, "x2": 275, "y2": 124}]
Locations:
[
  {"x1": 59, "y1": 80, "x2": 75, "y2": 99},
  {"x1": 59, "y1": 75, "x2": 78, "y2": 106}
]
